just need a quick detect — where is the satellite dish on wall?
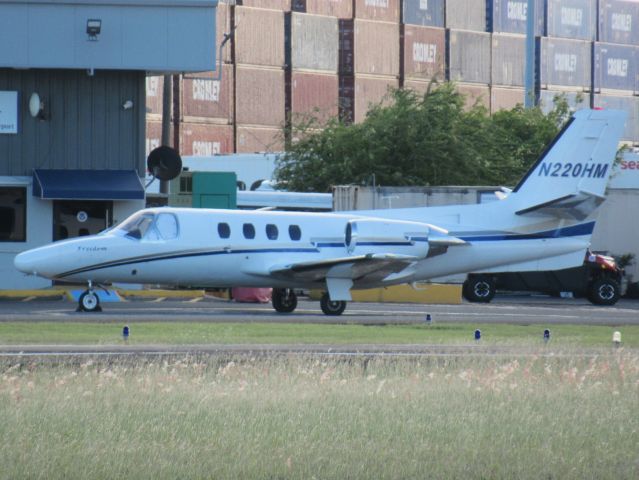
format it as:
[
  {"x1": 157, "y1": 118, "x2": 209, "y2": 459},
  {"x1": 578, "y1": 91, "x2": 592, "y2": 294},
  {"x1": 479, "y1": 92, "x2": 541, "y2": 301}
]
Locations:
[
  {"x1": 29, "y1": 92, "x2": 45, "y2": 119},
  {"x1": 147, "y1": 146, "x2": 182, "y2": 181}
]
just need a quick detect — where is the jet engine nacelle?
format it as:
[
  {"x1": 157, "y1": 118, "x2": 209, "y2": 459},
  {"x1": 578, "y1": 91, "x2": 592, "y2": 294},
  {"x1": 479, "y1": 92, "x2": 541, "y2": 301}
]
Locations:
[{"x1": 345, "y1": 219, "x2": 431, "y2": 257}]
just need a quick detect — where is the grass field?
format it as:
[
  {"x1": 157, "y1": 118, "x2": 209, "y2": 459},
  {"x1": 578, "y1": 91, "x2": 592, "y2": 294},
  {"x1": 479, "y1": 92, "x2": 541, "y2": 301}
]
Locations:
[
  {"x1": 1, "y1": 354, "x2": 638, "y2": 479},
  {"x1": 1, "y1": 321, "x2": 638, "y2": 348}
]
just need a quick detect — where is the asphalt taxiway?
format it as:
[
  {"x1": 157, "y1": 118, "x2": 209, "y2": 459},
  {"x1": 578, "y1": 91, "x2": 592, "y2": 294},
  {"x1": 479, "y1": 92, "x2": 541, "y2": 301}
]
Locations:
[{"x1": 1, "y1": 294, "x2": 638, "y2": 325}]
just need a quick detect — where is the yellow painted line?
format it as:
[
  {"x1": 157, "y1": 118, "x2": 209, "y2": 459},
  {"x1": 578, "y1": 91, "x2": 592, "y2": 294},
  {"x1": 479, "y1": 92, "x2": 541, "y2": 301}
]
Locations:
[
  {"x1": 117, "y1": 289, "x2": 205, "y2": 299},
  {"x1": 309, "y1": 283, "x2": 462, "y2": 305},
  {"x1": 21, "y1": 296, "x2": 36, "y2": 302},
  {"x1": 0, "y1": 290, "x2": 67, "y2": 299},
  {"x1": 151, "y1": 297, "x2": 166, "y2": 303},
  {"x1": 187, "y1": 297, "x2": 203, "y2": 303}
]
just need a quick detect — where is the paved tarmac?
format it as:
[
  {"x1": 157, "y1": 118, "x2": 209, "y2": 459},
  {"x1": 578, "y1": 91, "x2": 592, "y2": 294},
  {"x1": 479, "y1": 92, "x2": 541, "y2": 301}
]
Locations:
[{"x1": 1, "y1": 294, "x2": 638, "y2": 326}]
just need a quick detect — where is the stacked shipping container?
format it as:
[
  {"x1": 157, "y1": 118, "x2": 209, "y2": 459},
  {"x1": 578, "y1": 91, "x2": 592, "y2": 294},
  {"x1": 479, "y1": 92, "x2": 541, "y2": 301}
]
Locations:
[
  {"x1": 352, "y1": 0, "x2": 400, "y2": 122},
  {"x1": 287, "y1": 13, "x2": 340, "y2": 123},
  {"x1": 593, "y1": 0, "x2": 639, "y2": 143},
  {"x1": 402, "y1": 0, "x2": 447, "y2": 100},
  {"x1": 538, "y1": 0, "x2": 596, "y2": 113},
  {"x1": 234, "y1": 5, "x2": 286, "y2": 152},
  {"x1": 145, "y1": 0, "x2": 639, "y2": 157}
]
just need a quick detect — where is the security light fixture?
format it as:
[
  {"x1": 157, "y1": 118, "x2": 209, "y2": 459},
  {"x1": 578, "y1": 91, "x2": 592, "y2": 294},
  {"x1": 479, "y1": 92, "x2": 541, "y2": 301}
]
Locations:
[
  {"x1": 122, "y1": 100, "x2": 134, "y2": 110},
  {"x1": 86, "y1": 19, "x2": 101, "y2": 40}
]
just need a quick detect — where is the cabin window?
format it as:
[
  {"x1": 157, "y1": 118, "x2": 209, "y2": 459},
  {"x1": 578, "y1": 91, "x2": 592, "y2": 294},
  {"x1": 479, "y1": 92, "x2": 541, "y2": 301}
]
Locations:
[
  {"x1": 218, "y1": 223, "x2": 231, "y2": 239},
  {"x1": 118, "y1": 213, "x2": 155, "y2": 240},
  {"x1": 243, "y1": 223, "x2": 255, "y2": 239},
  {"x1": 0, "y1": 187, "x2": 26, "y2": 242},
  {"x1": 155, "y1": 213, "x2": 179, "y2": 240},
  {"x1": 266, "y1": 224, "x2": 278, "y2": 240},
  {"x1": 288, "y1": 225, "x2": 301, "y2": 241}
]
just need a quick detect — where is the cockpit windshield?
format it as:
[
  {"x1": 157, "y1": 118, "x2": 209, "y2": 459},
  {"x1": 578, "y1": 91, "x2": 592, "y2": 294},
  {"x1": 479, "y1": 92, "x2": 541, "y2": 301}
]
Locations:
[{"x1": 113, "y1": 212, "x2": 179, "y2": 241}]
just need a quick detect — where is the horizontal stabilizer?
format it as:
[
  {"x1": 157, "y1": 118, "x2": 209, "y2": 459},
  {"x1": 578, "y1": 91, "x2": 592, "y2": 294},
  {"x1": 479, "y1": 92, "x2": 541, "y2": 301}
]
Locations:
[{"x1": 515, "y1": 191, "x2": 606, "y2": 220}]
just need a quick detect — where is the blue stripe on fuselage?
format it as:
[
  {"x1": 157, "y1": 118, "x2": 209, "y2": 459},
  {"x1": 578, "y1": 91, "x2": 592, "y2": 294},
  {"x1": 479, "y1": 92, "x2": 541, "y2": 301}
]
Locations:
[{"x1": 456, "y1": 221, "x2": 595, "y2": 242}]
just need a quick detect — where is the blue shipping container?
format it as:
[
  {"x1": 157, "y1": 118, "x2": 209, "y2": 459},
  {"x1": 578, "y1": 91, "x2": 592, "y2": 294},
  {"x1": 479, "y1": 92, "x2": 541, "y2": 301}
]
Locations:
[
  {"x1": 546, "y1": 0, "x2": 596, "y2": 40},
  {"x1": 489, "y1": 0, "x2": 545, "y2": 35},
  {"x1": 537, "y1": 37, "x2": 591, "y2": 90},
  {"x1": 599, "y1": 0, "x2": 639, "y2": 45},
  {"x1": 538, "y1": 90, "x2": 591, "y2": 115},
  {"x1": 403, "y1": 0, "x2": 445, "y2": 27},
  {"x1": 593, "y1": 94, "x2": 639, "y2": 143},
  {"x1": 594, "y1": 43, "x2": 637, "y2": 93}
]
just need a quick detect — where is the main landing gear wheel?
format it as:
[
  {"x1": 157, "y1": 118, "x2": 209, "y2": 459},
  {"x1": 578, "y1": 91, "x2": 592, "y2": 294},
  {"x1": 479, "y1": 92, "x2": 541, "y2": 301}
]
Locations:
[
  {"x1": 320, "y1": 293, "x2": 347, "y2": 316},
  {"x1": 78, "y1": 290, "x2": 102, "y2": 312},
  {"x1": 272, "y1": 288, "x2": 298, "y2": 313}
]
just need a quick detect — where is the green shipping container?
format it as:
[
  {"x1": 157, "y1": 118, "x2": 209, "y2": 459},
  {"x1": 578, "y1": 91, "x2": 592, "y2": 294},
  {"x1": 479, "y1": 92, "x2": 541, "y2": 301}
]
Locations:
[{"x1": 169, "y1": 172, "x2": 237, "y2": 209}]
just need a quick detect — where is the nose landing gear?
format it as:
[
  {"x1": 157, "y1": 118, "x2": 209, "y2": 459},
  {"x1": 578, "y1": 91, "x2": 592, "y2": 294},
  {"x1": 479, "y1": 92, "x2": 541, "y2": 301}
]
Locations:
[{"x1": 77, "y1": 281, "x2": 102, "y2": 312}]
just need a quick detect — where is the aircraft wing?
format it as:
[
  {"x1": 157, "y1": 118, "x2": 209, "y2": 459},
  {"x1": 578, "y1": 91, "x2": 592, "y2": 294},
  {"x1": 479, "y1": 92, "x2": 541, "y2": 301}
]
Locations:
[{"x1": 269, "y1": 253, "x2": 418, "y2": 284}]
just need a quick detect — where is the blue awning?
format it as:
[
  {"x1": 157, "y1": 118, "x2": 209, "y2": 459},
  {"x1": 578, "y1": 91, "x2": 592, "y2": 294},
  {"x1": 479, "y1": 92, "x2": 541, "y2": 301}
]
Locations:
[{"x1": 32, "y1": 169, "x2": 145, "y2": 200}]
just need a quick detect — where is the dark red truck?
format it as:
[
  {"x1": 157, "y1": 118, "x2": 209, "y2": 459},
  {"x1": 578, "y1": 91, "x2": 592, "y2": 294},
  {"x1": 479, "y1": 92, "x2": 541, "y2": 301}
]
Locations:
[{"x1": 462, "y1": 252, "x2": 623, "y2": 306}]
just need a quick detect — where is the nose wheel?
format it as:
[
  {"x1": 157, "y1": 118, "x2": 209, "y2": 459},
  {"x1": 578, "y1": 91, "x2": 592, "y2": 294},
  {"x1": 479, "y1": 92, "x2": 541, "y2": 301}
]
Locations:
[{"x1": 78, "y1": 283, "x2": 102, "y2": 312}]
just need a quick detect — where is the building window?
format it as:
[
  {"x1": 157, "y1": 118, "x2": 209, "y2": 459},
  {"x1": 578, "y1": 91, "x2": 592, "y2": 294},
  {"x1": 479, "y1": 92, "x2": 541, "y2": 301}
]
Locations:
[
  {"x1": 243, "y1": 223, "x2": 255, "y2": 239},
  {"x1": 0, "y1": 187, "x2": 26, "y2": 242},
  {"x1": 218, "y1": 222, "x2": 230, "y2": 239},
  {"x1": 288, "y1": 225, "x2": 301, "y2": 241},
  {"x1": 266, "y1": 224, "x2": 278, "y2": 240},
  {"x1": 180, "y1": 176, "x2": 193, "y2": 194}
]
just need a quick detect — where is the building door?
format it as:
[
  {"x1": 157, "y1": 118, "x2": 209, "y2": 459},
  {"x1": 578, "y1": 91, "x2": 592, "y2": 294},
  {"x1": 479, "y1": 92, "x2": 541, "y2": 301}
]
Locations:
[{"x1": 53, "y1": 201, "x2": 113, "y2": 241}]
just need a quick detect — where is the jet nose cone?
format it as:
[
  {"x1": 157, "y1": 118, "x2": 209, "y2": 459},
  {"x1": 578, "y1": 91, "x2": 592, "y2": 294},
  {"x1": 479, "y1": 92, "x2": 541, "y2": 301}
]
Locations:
[{"x1": 14, "y1": 250, "x2": 39, "y2": 275}]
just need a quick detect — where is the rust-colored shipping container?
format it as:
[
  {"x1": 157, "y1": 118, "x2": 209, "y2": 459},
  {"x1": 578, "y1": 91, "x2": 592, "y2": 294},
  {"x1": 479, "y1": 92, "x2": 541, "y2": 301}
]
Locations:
[
  {"x1": 290, "y1": 71, "x2": 339, "y2": 122},
  {"x1": 180, "y1": 123, "x2": 234, "y2": 156},
  {"x1": 456, "y1": 83, "x2": 490, "y2": 110},
  {"x1": 355, "y1": 19, "x2": 400, "y2": 76},
  {"x1": 145, "y1": 119, "x2": 162, "y2": 157},
  {"x1": 305, "y1": 0, "x2": 353, "y2": 18},
  {"x1": 402, "y1": 79, "x2": 431, "y2": 95},
  {"x1": 402, "y1": 25, "x2": 445, "y2": 82},
  {"x1": 354, "y1": 74, "x2": 399, "y2": 123},
  {"x1": 339, "y1": 19, "x2": 354, "y2": 74},
  {"x1": 355, "y1": 0, "x2": 400, "y2": 22},
  {"x1": 238, "y1": 0, "x2": 292, "y2": 10},
  {"x1": 237, "y1": 125, "x2": 284, "y2": 153},
  {"x1": 290, "y1": 13, "x2": 339, "y2": 72},
  {"x1": 402, "y1": 81, "x2": 489, "y2": 110},
  {"x1": 235, "y1": 7, "x2": 285, "y2": 67},
  {"x1": 236, "y1": 65, "x2": 286, "y2": 126},
  {"x1": 181, "y1": 68, "x2": 234, "y2": 123},
  {"x1": 145, "y1": 76, "x2": 163, "y2": 116},
  {"x1": 490, "y1": 87, "x2": 525, "y2": 113},
  {"x1": 217, "y1": 2, "x2": 232, "y2": 63}
]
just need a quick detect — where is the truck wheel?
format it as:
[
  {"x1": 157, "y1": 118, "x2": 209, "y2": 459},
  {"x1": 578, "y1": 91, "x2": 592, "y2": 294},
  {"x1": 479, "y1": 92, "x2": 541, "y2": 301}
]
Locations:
[
  {"x1": 588, "y1": 278, "x2": 620, "y2": 306},
  {"x1": 463, "y1": 276, "x2": 496, "y2": 303}
]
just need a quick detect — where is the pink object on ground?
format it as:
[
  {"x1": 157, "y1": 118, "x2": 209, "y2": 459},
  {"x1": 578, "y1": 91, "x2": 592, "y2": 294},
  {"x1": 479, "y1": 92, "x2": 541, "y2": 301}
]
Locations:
[{"x1": 232, "y1": 287, "x2": 273, "y2": 303}]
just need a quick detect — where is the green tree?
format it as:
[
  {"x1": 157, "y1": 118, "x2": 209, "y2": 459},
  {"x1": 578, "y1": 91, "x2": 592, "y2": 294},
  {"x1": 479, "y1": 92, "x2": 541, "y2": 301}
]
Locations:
[{"x1": 275, "y1": 83, "x2": 574, "y2": 192}]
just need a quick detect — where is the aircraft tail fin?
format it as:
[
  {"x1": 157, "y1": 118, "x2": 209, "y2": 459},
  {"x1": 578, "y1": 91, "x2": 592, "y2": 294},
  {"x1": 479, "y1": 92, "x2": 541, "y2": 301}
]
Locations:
[{"x1": 509, "y1": 109, "x2": 626, "y2": 215}]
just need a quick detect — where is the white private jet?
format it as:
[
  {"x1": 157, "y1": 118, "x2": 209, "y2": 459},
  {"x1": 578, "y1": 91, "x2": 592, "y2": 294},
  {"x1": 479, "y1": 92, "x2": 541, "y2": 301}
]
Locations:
[{"x1": 15, "y1": 109, "x2": 626, "y2": 315}]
